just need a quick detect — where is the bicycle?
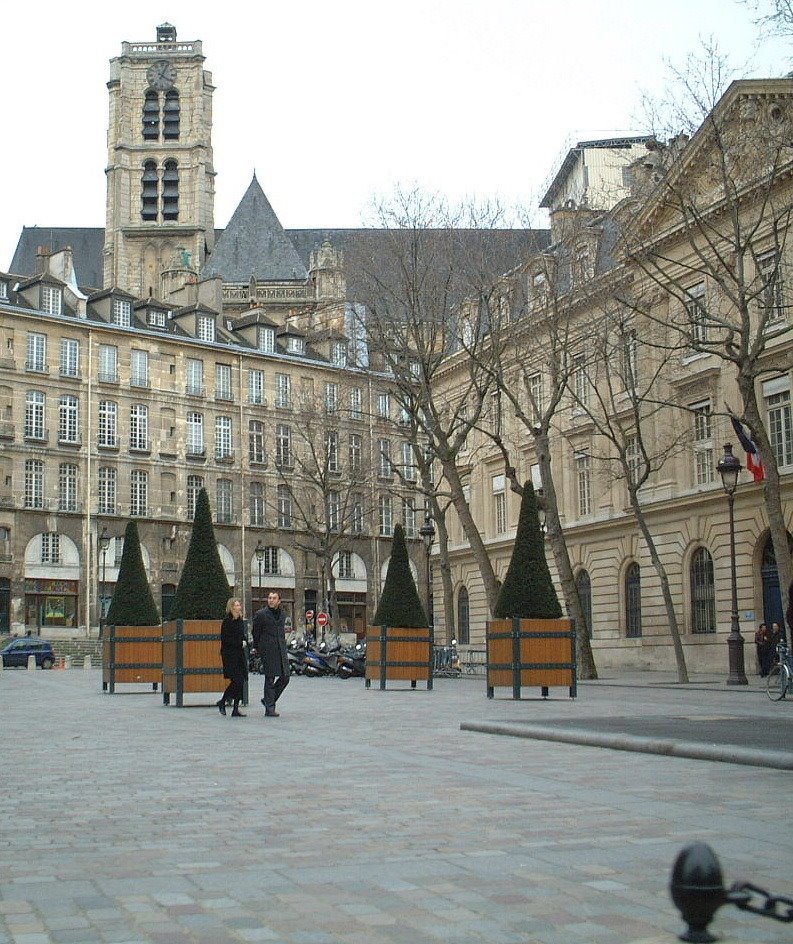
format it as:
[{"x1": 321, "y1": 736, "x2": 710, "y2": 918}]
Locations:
[{"x1": 766, "y1": 639, "x2": 793, "y2": 701}]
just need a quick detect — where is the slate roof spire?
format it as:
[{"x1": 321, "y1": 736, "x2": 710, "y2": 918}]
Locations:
[{"x1": 201, "y1": 176, "x2": 308, "y2": 282}]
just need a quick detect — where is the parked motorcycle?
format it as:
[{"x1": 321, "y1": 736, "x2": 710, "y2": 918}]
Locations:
[
  {"x1": 337, "y1": 641, "x2": 367, "y2": 679},
  {"x1": 287, "y1": 635, "x2": 307, "y2": 675},
  {"x1": 302, "y1": 633, "x2": 342, "y2": 676}
]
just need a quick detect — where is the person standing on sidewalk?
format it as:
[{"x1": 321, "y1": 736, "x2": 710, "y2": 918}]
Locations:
[
  {"x1": 755, "y1": 622, "x2": 770, "y2": 676},
  {"x1": 217, "y1": 598, "x2": 247, "y2": 717},
  {"x1": 252, "y1": 590, "x2": 290, "y2": 717}
]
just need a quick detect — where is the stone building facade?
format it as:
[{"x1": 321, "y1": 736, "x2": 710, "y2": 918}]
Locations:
[
  {"x1": 432, "y1": 80, "x2": 793, "y2": 674},
  {"x1": 4, "y1": 24, "x2": 539, "y2": 640}
]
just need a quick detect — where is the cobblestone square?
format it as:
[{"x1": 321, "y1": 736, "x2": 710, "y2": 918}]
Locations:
[{"x1": 1, "y1": 669, "x2": 791, "y2": 943}]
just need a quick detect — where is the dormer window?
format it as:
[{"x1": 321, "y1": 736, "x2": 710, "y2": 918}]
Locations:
[
  {"x1": 286, "y1": 336, "x2": 304, "y2": 355},
  {"x1": 197, "y1": 315, "x2": 215, "y2": 342},
  {"x1": 112, "y1": 298, "x2": 131, "y2": 327},
  {"x1": 257, "y1": 327, "x2": 275, "y2": 353},
  {"x1": 148, "y1": 308, "x2": 167, "y2": 328},
  {"x1": 331, "y1": 340, "x2": 347, "y2": 367},
  {"x1": 41, "y1": 285, "x2": 62, "y2": 316},
  {"x1": 0, "y1": 281, "x2": 8, "y2": 301}
]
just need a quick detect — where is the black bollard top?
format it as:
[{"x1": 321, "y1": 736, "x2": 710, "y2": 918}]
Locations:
[{"x1": 670, "y1": 843, "x2": 727, "y2": 943}]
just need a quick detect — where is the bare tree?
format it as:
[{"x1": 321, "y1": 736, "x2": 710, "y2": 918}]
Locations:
[
  {"x1": 349, "y1": 186, "x2": 543, "y2": 617},
  {"x1": 468, "y1": 227, "x2": 600, "y2": 678},
  {"x1": 626, "y1": 58, "x2": 793, "y2": 622},
  {"x1": 566, "y1": 303, "x2": 691, "y2": 682},
  {"x1": 270, "y1": 400, "x2": 372, "y2": 633}
]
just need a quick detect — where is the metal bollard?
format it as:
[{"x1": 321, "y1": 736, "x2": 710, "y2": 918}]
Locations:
[
  {"x1": 671, "y1": 843, "x2": 793, "y2": 940},
  {"x1": 83, "y1": 654, "x2": 91, "y2": 670},
  {"x1": 27, "y1": 654, "x2": 36, "y2": 671}
]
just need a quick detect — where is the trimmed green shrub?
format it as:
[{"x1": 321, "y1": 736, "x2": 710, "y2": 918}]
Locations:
[
  {"x1": 494, "y1": 481, "x2": 562, "y2": 619},
  {"x1": 105, "y1": 521, "x2": 160, "y2": 626},
  {"x1": 373, "y1": 523, "x2": 428, "y2": 627},
  {"x1": 168, "y1": 488, "x2": 231, "y2": 620}
]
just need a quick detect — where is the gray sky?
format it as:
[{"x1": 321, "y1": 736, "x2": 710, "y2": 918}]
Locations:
[{"x1": 0, "y1": 0, "x2": 787, "y2": 270}]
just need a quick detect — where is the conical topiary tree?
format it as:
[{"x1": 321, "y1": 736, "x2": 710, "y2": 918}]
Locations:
[
  {"x1": 373, "y1": 524, "x2": 428, "y2": 627},
  {"x1": 167, "y1": 488, "x2": 231, "y2": 620},
  {"x1": 494, "y1": 481, "x2": 562, "y2": 619},
  {"x1": 105, "y1": 520, "x2": 160, "y2": 626}
]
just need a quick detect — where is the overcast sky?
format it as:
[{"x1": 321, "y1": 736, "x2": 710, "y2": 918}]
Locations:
[{"x1": 0, "y1": 0, "x2": 787, "y2": 270}]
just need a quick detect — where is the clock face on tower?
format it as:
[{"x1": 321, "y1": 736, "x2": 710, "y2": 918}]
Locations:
[{"x1": 147, "y1": 60, "x2": 176, "y2": 91}]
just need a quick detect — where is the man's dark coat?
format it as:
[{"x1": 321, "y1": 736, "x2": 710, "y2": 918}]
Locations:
[{"x1": 252, "y1": 605, "x2": 289, "y2": 677}]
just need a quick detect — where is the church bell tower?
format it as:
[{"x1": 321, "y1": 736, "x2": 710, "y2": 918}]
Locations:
[{"x1": 103, "y1": 23, "x2": 216, "y2": 298}]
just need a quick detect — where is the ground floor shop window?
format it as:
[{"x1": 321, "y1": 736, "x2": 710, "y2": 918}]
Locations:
[{"x1": 24, "y1": 579, "x2": 78, "y2": 629}]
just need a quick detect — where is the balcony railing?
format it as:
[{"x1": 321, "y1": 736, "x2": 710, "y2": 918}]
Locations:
[
  {"x1": 24, "y1": 428, "x2": 49, "y2": 443},
  {"x1": 130, "y1": 375, "x2": 151, "y2": 388},
  {"x1": 98, "y1": 371, "x2": 119, "y2": 384},
  {"x1": 185, "y1": 383, "x2": 206, "y2": 397}
]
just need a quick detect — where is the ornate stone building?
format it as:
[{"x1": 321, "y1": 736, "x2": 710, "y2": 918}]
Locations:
[{"x1": 2, "y1": 24, "x2": 538, "y2": 639}]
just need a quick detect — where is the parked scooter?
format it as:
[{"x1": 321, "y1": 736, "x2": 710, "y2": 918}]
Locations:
[
  {"x1": 302, "y1": 633, "x2": 342, "y2": 676},
  {"x1": 287, "y1": 635, "x2": 307, "y2": 675},
  {"x1": 337, "y1": 640, "x2": 367, "y2": 679}
]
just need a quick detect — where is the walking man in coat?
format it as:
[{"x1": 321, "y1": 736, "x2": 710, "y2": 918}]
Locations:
[{"x1": 252, "y1": 590, "x2": 290, "y2": 717}]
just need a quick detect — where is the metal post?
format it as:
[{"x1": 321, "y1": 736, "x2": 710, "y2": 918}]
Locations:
[
  {"x1": 255, "y1": 539, "x2": 265, "y2": 613},
  {"x1": 716, "y1": 443, "x2": 748, "y2": 686},
  {"x1": 98, "y1": 527, "x2": 110, "y2": 638},
  {"x1": 725, "y1": 489, "x2": 748, "y2": 685}
]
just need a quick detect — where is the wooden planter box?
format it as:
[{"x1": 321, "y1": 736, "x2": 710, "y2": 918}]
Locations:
[
  {"x1": 486, "y1": 617, "x2": 576, "y2": 699},
  {"x1": 365, "y1": 625, "x2": 434, "y2": 690},
  {"x1": 162, "y1": 619, "x2": 225, "y2": 707},
  {"x1": 101, "y1": 625, "x2": 162, "y2": 693}
]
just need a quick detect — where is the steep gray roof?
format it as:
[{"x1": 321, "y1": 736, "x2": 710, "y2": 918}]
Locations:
[
  {"x1": 9, "y1": 221, "x2": 550, "y2": 301},
  {"x1": 10, "y1": 227, "x2": 105, "y2": 289},
  {"x1": 201, "y1": 176, "x2": 308, "y2": 282}
]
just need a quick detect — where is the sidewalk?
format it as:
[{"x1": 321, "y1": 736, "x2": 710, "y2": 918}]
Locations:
[{"x1": 1, "y1": 669, "x2": 791, "y2": 944}]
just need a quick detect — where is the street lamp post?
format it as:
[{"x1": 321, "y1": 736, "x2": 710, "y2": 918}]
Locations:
[
  {"x1": 255, "y1": 539, "x2": 265, "y2": 612},
  {"x1": 716, "y1": 443, "x2": 748, "y2": 686},
  {"x1": 98, "y1": 527, "x2": 111, "y2": 637},
  {"x1": 419, "y1": 514, "x2": 436, "y2": 629}
]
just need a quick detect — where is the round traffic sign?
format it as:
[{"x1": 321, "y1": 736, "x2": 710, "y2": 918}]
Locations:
[
  {"x1": 305, "y1": 609, "x2": 314, "y2": 620},
  {"x1": 317, "y1": 612, "x2": 329, "y2": 627}
]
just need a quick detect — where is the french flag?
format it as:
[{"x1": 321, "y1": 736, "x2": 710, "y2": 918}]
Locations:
[{"x1": 729, "y1": 414, "x2": 765, "y2": 482}]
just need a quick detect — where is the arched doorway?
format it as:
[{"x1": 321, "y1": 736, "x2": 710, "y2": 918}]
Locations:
[
  {"x1": 576, "y1": 569, "x2": 592, "y2": 638},
  {"x1": 761, "y1": 534, "x2": 793, "y2": 630}
]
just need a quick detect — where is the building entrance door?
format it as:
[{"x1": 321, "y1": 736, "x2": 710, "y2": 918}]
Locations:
[{"x1": 761, "y1": 534, "x2": 792, "y2": 635}]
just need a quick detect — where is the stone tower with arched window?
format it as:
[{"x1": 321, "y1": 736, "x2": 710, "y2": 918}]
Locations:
[{"x1": 103, "y1": 23, "x2": 216, "y2": 299}]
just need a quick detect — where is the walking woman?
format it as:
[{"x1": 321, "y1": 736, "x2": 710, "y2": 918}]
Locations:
[{"x1": 217, "y1": 598, "x2": 247, "y2": 717}]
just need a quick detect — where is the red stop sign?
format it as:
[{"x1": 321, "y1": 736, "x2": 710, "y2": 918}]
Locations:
[{"x1": 317, "y1": 612, "x2": 329, "y2": 627}]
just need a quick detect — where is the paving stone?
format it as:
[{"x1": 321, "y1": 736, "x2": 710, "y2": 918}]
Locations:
[{"x1": 1, "y1": 671, "x2": 791, "y2": 944}]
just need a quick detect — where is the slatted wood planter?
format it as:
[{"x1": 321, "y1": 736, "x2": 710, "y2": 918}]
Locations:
[
  {"x1": 162, "y1": 619, "x2": 224, "y2": 707},
  {"x1": 102, "y1": 625, "x2": 162, "y2": 693},
  {"x1": 486, "y1": 617, "x2": 576, "y2": 699},
  {"x1": 365, "y1": 625, "x2": 434, "y2": 690}
]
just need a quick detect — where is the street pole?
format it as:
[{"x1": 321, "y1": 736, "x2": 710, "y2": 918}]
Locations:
[
  {"x1": 419, "y1": 514, "x2": 436, "y2": 630},
  {"x1": 98, "y1": 527, "x2": 110, "y2": 637},
  {"x1": 717, "y1": 444, "x2": 748, "y2": 686},
  {"x1": 255, "y1": 539, "x2": 264, "y2": 613}
]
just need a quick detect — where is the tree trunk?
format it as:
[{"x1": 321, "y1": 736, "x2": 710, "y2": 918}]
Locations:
[
  {"x1": 741, "y1": 383, "x2": 793, "y2": 645},
  {"x1": 536, "y1": 432, "x2": 598, "y2": 679},
  {"x1": 442, "y1": 458, "x2": 501, "y2": 614},
  {"x1": 629, "y1": 488, "x2": 689, "y2": 683},
  {"x1": 433, "y1": 503, "x2": 456, "y2": 644},
  {"x1": 327, "y1": 561, "x2": 339, "y2": 636}
]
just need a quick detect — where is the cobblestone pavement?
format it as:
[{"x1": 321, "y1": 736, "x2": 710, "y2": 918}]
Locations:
[{"x1": 1, "y1": 669, "x2": 791, "y2": 944}]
